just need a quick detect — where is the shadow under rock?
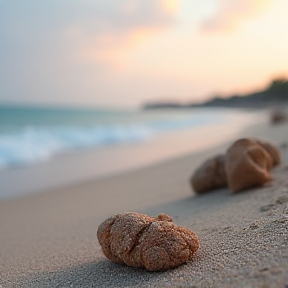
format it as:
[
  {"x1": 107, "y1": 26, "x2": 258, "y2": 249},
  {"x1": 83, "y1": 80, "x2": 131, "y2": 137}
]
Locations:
[
  {"x1": 15, "y1": 259, "x2": 163, "y2": 288},
  {"x1": 144, "y1": 184, "x2": 264, "y2": 222},
  {"x1": 144, "y1": 187, "x2": 231, "y2": 216}
]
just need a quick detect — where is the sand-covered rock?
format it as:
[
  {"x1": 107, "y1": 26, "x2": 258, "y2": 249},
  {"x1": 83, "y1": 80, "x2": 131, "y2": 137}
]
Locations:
[
  {"x1": 97, "y1": 212, "x2": 199, "y2": 271},
  {"x1": 255, "y1": 139, "x2": 281, "y2": 166},
  {"x1": 225, "y1": 138, "x2": 273, "y2": 193},
  {"x1": 190, "y1": 154, "x2": 227, "y2": 194}
]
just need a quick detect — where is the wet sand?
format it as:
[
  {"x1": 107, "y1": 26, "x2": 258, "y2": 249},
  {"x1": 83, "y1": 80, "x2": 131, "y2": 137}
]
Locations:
[{"x1": 0, "y1": 118, "x2": 288, "y2": 288}]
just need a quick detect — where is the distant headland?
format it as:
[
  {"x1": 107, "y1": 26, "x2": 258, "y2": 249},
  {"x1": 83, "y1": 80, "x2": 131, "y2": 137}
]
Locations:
[{"x1": 142, "y1": 78, "x2": 288, "y2": 110}]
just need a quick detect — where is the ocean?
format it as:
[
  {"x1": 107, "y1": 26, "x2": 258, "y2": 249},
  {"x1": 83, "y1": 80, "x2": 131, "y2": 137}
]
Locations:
[{"x1": 0, "y1": 105, "x2": 258, "y2": 170}]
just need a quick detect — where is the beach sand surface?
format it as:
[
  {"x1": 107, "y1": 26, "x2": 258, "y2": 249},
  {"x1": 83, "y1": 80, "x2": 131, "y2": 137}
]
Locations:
[{"x1": 0, "y1": 118, "x2": 288, "y2": 287}]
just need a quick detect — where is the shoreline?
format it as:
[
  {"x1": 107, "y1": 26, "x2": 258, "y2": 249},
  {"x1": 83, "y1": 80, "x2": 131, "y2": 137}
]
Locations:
[
  {"x1": 0, "y1": 109, "x2": 266, "y2": 201},
  {"x1": 0, "y1": 114, "x2": 288, "y2": 287}
]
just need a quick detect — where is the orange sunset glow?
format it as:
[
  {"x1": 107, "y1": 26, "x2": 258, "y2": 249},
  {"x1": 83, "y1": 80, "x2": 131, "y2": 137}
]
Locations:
[
  {"x1": 201, "y1": 0, "x2": 273, "y2": 32},
  {"x1": 161, "y1": 0, "x2": 179, "y2": 14},
  {"x1": 0, "y1": 0, "x2": 287, "y2": 107}
]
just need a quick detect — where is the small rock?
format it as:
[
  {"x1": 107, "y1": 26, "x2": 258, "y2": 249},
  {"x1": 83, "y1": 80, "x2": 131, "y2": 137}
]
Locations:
[
  {"x1": 97, "y1": 212, "x2": 199, "y2": 271},
  {"x1": 225, "y1": 138, "x2": 273, "y2": 193},
  {"x1": 255, "y1": 139, "x2": 281, "y2": 166},
  {"x1": 190, "y1": 154, "x2": 227, "y2": 194}
]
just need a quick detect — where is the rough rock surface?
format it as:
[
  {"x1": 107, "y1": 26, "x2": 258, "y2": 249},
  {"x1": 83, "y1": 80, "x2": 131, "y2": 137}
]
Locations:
[
  {"x1": 190, "y1": 154, "x2": 227, "y2": 194},
  {"x1": 255, "y1": 139, "x2": 281, "y2": 166},
  {"x1": 97, "y1": 212, "x2": 199, "y2": 271},
  {"x1": 225, "y1": 138, "x2": 273, "y2": 193}
]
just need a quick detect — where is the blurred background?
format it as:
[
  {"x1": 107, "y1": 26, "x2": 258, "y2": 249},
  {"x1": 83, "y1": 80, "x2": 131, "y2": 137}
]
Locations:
[
  {"x1": 0, "y1": 0, "x2": 287, "y2": 198},
  {"x1": 1, "y1": 0, "x2": 288, "y2": 107}
]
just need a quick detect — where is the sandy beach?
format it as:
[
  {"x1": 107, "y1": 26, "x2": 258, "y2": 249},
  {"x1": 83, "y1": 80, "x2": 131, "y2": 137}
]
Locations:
[{"x1": 0, "y1": 115, "x2": 288, "y2": 287}]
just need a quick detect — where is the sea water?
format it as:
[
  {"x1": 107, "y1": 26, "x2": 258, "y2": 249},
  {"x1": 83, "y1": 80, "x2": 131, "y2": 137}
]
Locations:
[{"x1": 0, "y1": 105, "x2": 255, "y2": 170}]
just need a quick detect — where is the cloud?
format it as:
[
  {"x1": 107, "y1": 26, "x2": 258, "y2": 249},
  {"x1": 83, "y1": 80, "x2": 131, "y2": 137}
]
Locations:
[
  {"x1": 0, "y1": 0, "x2": 178, "y2": 66},
  {"x1": 68, "y1": 0, "x2": 179, "y2": 67},
  {"x1": 0, "y1": 0, "x2": 179, "y2": 104},
  {"x1": 201, "y1": 0, "x2": 273, "y2": 33}
]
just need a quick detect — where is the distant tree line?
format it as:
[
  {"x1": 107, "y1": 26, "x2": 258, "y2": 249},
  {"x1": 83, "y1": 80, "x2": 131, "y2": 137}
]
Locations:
[{"x1": 143, "y1": 78, "x2": 288, "y2": 109}]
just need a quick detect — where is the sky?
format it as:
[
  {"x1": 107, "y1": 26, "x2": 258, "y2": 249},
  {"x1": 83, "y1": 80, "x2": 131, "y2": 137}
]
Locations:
[{"x1": 0, "y1": 0, "x2": 288, "y2": 108}]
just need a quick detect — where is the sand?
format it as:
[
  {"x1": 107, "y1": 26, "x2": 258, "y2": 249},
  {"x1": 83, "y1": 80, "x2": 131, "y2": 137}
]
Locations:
[{"x1": 0, "y1": 118, "x2": 288, "y2": 287}]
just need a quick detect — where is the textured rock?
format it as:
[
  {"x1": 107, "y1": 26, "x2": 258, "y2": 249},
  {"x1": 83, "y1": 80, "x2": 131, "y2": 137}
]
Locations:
[
  {"x1": 225, "y1": 138, "x2": 273, "y2": 193},
  {"x1": 190, "y1": 154, "x2": 227, "y2": 194},
  {"x1": 97, "y1": 212, "x2": 199, "y2": 271},
  {"x1": 255, "y1": 139, "x2": 281, "y2": 166}
]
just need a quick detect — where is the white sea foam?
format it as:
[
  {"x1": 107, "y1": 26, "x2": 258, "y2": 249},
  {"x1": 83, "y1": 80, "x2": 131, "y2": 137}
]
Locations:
[
  {"x1": 0, "y1": 107, "x2": 245, "y2": 169},
  {"x1": 0, "y1": 124, "x2": 156, "y2": 169}
]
